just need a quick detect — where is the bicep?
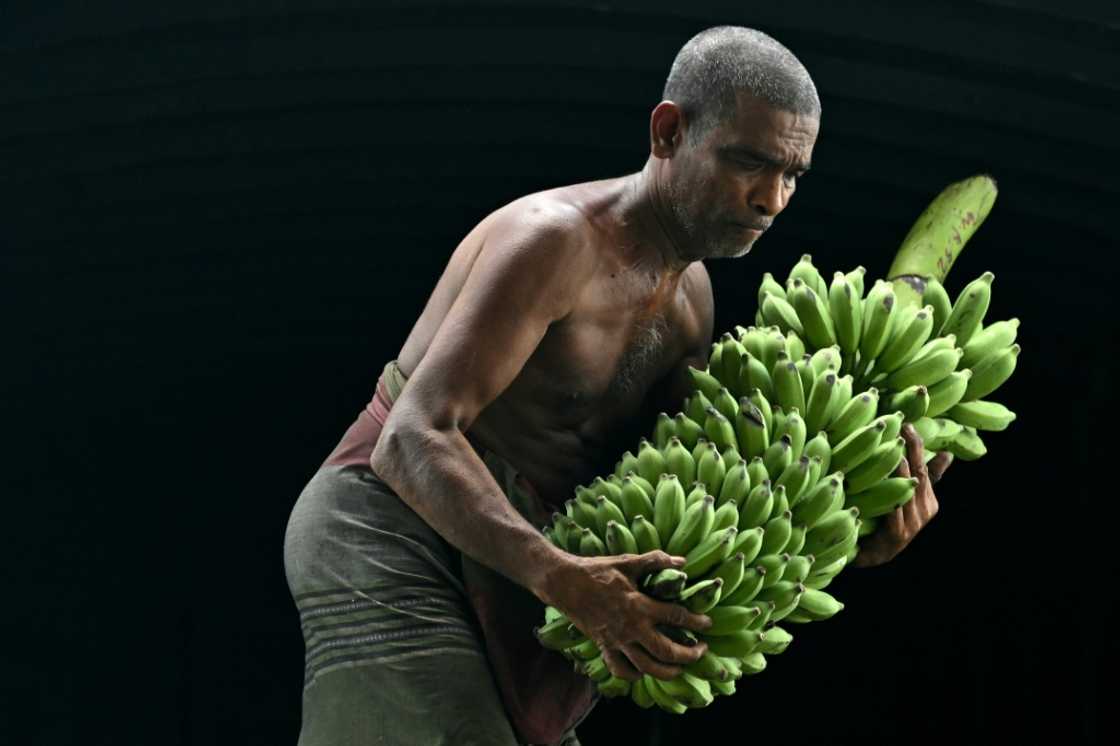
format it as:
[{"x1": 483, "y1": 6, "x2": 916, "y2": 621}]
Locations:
[{"x1": 395, "y1": 218, "x2": 581, "y2": 432}]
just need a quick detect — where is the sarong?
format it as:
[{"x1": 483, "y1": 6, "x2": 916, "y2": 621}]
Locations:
[{"x1": 283, "y1": 362, "x2": 598, "y2": 745}]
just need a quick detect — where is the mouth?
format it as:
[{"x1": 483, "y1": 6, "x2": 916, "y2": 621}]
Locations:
[{"x1": 734, "y1": 223, "x2": 767, "y2": 236}]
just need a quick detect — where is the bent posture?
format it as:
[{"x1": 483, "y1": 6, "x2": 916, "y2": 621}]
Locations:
[{"x1": 284, "y1": 25, "x2": 948, "y2": 746}]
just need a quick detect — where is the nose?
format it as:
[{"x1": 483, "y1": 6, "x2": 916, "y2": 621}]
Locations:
[{"x1": 749, "y1": 171, "x2": 789, "y2": 218}]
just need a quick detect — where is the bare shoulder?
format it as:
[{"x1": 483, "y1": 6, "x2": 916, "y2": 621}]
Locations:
[{"x1": 678, "y1": 261, "x2": 715, "y2": 356}]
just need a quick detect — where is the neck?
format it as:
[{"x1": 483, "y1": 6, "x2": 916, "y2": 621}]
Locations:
[{"x1": 619, "y1": 162, "x2": 693, "y2": 276}]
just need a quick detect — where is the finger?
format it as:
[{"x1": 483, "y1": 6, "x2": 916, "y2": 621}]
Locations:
[
  {"x1": 638, "y1": 626, "x2": 708, "y2": 666},
  {"x1": 641, "y1": 596, "x2": 713, "y2": 634},
  {"x1": 900, "y1": 424, "x2": 929, "y2": 481},
  {"x1": 623, "y1": 550, "x2": 685, "y2": 579},
  {"x1": 621, "y1": 642, "x2": 684, "y2": 681},
  {"x1": 929, "y1": 451, "x2": 954, "y2": 484},
  {"x1": 601, "y1": 646, "x2": 641, "y2": 682},
  {"x1": 895, "y1": 454, "x2": 911, "y2": 478}
]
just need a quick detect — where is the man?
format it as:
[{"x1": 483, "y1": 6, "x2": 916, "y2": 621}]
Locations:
[{"x1": 283, "y1": 25, "x2": 951, "y2": 746}]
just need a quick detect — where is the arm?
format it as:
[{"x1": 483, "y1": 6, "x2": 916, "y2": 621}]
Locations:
[{"x1": 370, "y1": 210, "x2": 709, "y2": 680}]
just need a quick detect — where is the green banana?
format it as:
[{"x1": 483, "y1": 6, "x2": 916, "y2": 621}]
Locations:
[
  {"x1": 717, "y1": 458, "x2": 751, "y2": 508},
  {"x1": 845, "y1": 477, "x2": 918, "y2": 518},
  {"x1": 946, "y1": 425, "x2": 987, "y2": 460},
  {"x1": 686, "y1": 389, "x2": 713, "y2": 425},
  {"x1": 785, "y1": 522, "x2": 807, "y2": 556},
  {"x1": 759, "y1": 510, "x2": 793, "y2": 556},
  {"x1": 791, "y1": 475, "x2": 843, "y2": 529},
  {"x1": 703, "y1": 407, "x2": 738, "y2": 453},
  {"x1": 630, "y1": 676, "x2": 655, "y2": 709},
  {"x1": 746, "y1": 457, "x2": 770, "y2": 492},
  {"x1": 785, "y1": 330, "x2": 806, "y2": 362},
  {"x1": 566, "y1": 498, "x2": 597, "y2": 530},
  {"x1": 594, "y1": 495, "x2": 627, "y2": 536},
  {"x1": 761, "y1": 293, "x2": 804, "y2": 337},
  {"x1": 696, "y1": 441, "x2": 728, "y2": 497},
  {"x1": 589, "y1": 476, "x2": 622, "y2": 508},
  {"x1": 886, "y1": 384, "x2": 931, "y2": 423},
  {"x1": 620, "y1": 475, "x2": 655, "y2": 523},
  {"x1": 960, "y1": 318, "x2": 1019, "y2": 369},
  {"x1": 663, "y1": 437, "x2": 697, "y2": 488},
  {"x1": 755, "y1": 554, "x2": 789, "y2": 589},
  {"x1": 859, "y1": 280, "x2": 898, "y2": 364},
  {"x1": 947, "y1": 399, "x2": 1017, "y2": 431},
  {"x1": 762, "y1": 434, "x2": 794, "y2": 477},
  {"x1": 756, "y1": 625, "x2": 793, "y2": 655},
  {"x1": 605, "y1": 519, "x2": 640, "y2": 555},
  {"x1": 681, "y1": 526, "x2": 738, "y2": 578},
  {"x1": 712, "y1": 386, "x2": 740, "y2": 424},
  {"x1": 921, "y1": 276, "x2": 953, "y2": 335},
  {"x1": 773, "y1": 357, "x2": 807, "y2": 415},
  {"x1": 758, "y1": 272, "x2": 787, "y2": 306},
  {"x1": 830, "y1": 271, "x2": 863, "y2": 358},
  {"x1": 775, "y1": 410, "x2": 808, "y2": 463},
  {"x1": 721, "y1": 566, "x2": 766, "y2": 606},
  {"x1": 797, "y1": 588, "x2": 845, "y2": 620},
  {"x1": 734, "y1": 401, "x2": 770, "y2": 460},
  {"x1": 631, "y1": 515, "x2": 662, "y2": 553},
  {"x1": 739, "y1": 652, "x2": 768, "y2": 675},
  {"x1": 685, "y1": 649, "x2": 733, "y2": 682},
  {"x1": 739, "y1": 481, "x2": 774, "y2": 530},
  {"x1": 885, "y1": 174, "x2": 998, "y2": 288},
  {"x1": 875, "y1": 305, "x2": 936, "y2": 374},
  {"x1": 962, "y1": 344, "x2": 1020, "y2": 402},
  {"x1": 653, "y1": 474, "x2": 687, "y2": 543},
  {"x1": 535, "y1": 616, "x2": 587, "y2": 651},
  {"x1": 703, "y1": 628, "x2": 766, "y2": 658},
  {"x1": 578, "y1": 528, "x2": 606, "y2": 556},
  {"x1": 803, "y1": 507, "x2": 860, "y2": 557},
  {"x1": 830, "y1": 420, "x2": 886, "y2": 474},
  {"x1": 636, "y1": 439, "x2": 667, "y2": 485},
  {"x1": 882, "y1": 343, "x2": 963, "y2": 392},
  {"x1": 774, "y1": 456, "x2": 812, "y2": 507},
  {"x1": 804, "y1": 431, "x2": 832, "y2": 474},
  {"x1": 789, "y1": 280, "x2": 837, "y2": 349},
  {"x1": 739, "y1": 353, "x2": 776, "y2": 406},
  {"x1": 666, "y1": 495, "x2": 716, "y2": 555},
  {"x1": 730, "y1": 526, "x2": 766, "y2": 566},
  {"x1": 653, "y1": 413, "x2": 677, "y2": 450},
  {"x1": 712, "y1": 551, "x2": 747, "y2": 597},
  {"x1": 924, "y1": 369, "x2": 972, "y2": 418},
  {"x1": 804, "y1": 371, "x2": 839, "y2": 435},
  {"x1": 673, "y1": 413, "x2": 704, "y2": 450},
  {"x1": 717, "y1": 336, "x2": 747, "y2": 394},
  {"x1": 845, "y1": 436, "x2": 906, "y2": 494},
  {"x1": 939, "y1": 272, "x2": 994, "y2": 348},
  {"x1": 782, "y1": 553, "x2": 814, "y2": 584},
  {"x1": 827, "y1": 389, "x2": 880, "y2": 445},
  {"x1": 644, "y1": 675, "x2": 688, "y2": 714},
  {"x1": 875, "y1": 411, "x2": 905, "y2": 442},
  {"x1": 679, "y1": 577, "x2": 724, "y2": 613},
  {"x1": 597, "y1": 676, "x2": 631, "y2": 698},
  {"x1": 712, "y1": 500, "x2": 740, "y2": 533},
  {"x1": 644, "y1": 568, "x2": 689, "y2": 599},
  {"x1": 614, "y1": 450, "x2": 639, "y2": 481},
  {"x1": 795, "y1": 357, "x2": 816, "y2": 403},
  {"x1": 787, "y1": 253, "x2": 829, "y2": 298},
  {"x1": 705, "y1": 605, "x2": 762, "y2": 635}
]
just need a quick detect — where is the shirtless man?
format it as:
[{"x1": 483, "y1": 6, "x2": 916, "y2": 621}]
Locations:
[{"x1": 284, "y1": 25, "x2": 951, "y2": 746}]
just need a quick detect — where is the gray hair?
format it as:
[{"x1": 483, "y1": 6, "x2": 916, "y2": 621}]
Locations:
[{"x1": 662, "y1": 26, "x2": 821, "y2": 143}]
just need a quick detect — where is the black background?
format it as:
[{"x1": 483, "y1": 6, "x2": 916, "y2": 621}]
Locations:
[{"x1": 3, "y1": 1, "x2": 1118, "y2": 743}]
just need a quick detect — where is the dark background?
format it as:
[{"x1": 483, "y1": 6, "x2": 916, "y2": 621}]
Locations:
[{"x1": 3, "y1": 1, "x2": 1118, "y2": 743}]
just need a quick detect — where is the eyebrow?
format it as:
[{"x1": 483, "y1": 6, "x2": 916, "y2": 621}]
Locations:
[{"x1": 722, "y1": 144, "x2": 811, "y2": 173}]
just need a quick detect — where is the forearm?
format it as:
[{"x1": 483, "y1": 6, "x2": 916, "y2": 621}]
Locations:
[{"x1": 370, "y1": 416, "x2": 571, "y2": 601}]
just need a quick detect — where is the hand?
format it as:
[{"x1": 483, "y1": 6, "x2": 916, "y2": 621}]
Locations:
[
  {"x1": 541, "y1": 551, "x2": 712, "y2": 681},
  {"x1": 852, "y1": 423, "x2": 953, "y2": 568}
]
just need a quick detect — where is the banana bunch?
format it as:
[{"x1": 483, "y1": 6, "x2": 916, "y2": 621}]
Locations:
[{"x1": 538, "y1": 324, "x2": 882, "y2": 710}]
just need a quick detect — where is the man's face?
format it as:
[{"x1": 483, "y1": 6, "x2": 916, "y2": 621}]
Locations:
[{"x1": 666, "y1": 92, "x2": 819, "y2": 260}]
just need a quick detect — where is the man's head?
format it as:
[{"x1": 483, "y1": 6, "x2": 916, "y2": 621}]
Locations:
[{"x1": 649, "y1": 26, "x2": 820, "y2": 260}]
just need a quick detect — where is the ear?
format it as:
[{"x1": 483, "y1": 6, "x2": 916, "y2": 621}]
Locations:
[{"x1": 649, "y1": 101, "x2": 686, "y2": 158}]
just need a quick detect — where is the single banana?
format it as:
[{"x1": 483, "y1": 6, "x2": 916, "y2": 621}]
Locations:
[
  {"x1": 761, "y1": 292, "x2": 805, "y2": 337},
  {"x1": 712, "y1": 386, "x2": 740, "y2": 422},
  {"x1": 830, "y1": 271, "x2": 863, "y2": 357},
  {"x1": 755, "y1": 553, "x2": 789, "y2": 589},
  {"x1": 705, "y1": 605, "x2": 762, "y2": 635},
  {"x1": 962, "y1": 344, "x2": 1020, "y2": 402},
  {"x1": 945, "y1": 425, "x2": 987, "y2": 460},
  {"x1": 721, "y1": 565, "x2": 766, "y2": 606},
  {"x1": 758, "y1": 327, "x2": 787, "y2": 377},
  {"x1": 703, "y1": 628, "x2": 766, "y2": 659},
  {"x1": 803, "y1": 507, "x2": 860, "y2": 557},
  {"x1": 746, "y1": 388, "x2": 774, "y2": 435},
  {"x1": 805, "y1": 555, "x2": 847, "y2": 589},
  {"x1": 703, "y1": 407, "x2": 738, "y2": 454},
  {"x1": 730, "y1": 526, "x2": 766, "y2": 566},
  {"x1": 578, "y1": 528, "x2": 606, "y2": 556},
  {"x1": 588, "y1": 476, "x2": 622, "y2": 508},
  {"x1": 785, "y1": 522, "x2": 807, "y2": 556},
  {"x1": 666, "y1": 495, "x2": 716, "y2": 555},
  {"x1": 712, "y1": 501, "x2": 740, "y2": 533},
  {"x1": 762, "y1": 434, "x2": 794, "y2": 477},
  {"x1": 785, "y1": 329, "x2": 806, "y2": 362},
  {"x1": 787, "y1": 253, "x2": 829, "y2": 298},
  {"x1": 804, "y1": 431, "x2": 832, "y2": 475},
  {"x1": 738, "y1": 353, "x2": 776, "y2": 407},
  {"x1": 739, "y1": 652, "x2": 768, "y2": 675},
  {"x1": 939, "y1": 272, "x2": 994, "y2": 348},
  {"x1": 845, "y1": 477, "x2": 918, "y2": 518},
  {"x1": 789, "y1": 280, "x2": 837, "y2": 349},
  {"x1": 757, "y1": 625, "x2": 794, "y2": 655},
  {"x1": 717, "y1": 335, "x2": 747, "y2": 394},
  {"x1": 643, "y1": 568, "x2": 689, "y2": 599},
  {"x1": 774, "y1": 456, "x2": 812, "y2": 507},
  {"x1": 827, "y1": 389, "x2": 880, "y2": 445},
  {"x1": 711, "y1": 551, "x2": 747, "y2": 597},
  {"x1": 679, "y1": 577, "x2": 724, "y2": 613},
  {"x1": 960, "y1": 318, "x2": 1020, "y2": 369},
  {"x1": 636, "y1": 439, "x2": 667, "y2": 485},
  {"x1": 614, "y1": 450, "x2": 640, "y2": 481},
  {"x1": 921, "y1": 276, "x2": 953, "y2": 335},
  {"x1": 696, "y1": 441, "x2": 728, "y2": 497},
  {"x1": 644, "y1": 675, "x2": 688, "y2": 714},
  {"x1": 662, "y1": 437, "x2": 697, "y2": 491},
  {"x1": 924, "y1": 369, "x2": 972, "y2": 418},
  {"x1": 746, "y1": 457, "x2": 770, "y2": 492},
  {"x1": 672, "y1": 413, "x2": 704, "y2": 450},
  {"x1": 535, "y1": 616, "x2": 586, "y2": 651},
  {"x1": 782, "y1": 553, "x2": 814, "y2": 584},
  {"x1": 791, "y1": 475, "x2": 843, "y2": 529},
  {"x1": 759, "y1": 272, "x2": 787, "y2": 306},
  {"x1": 685, "y1": 649, "x2": 734, "y2": 682},
  {"x1": 631, "y1": 514, "x2": 662, "y2": 553},
  {"x1": 796, "y1": 356, "x2": 816, "y2": 402},
  {"x1": 845, "y1": 436, "x2": 906, "y2": 494},
  {"x1": 875, "y1": 411, "x2": 905, "y2": 442},
  {"x1": 947, "y1": 399, "x2": 1017, "y2": 431},
  {"x1": 597, "y1": 676, "x2": 631, "y2": 698},
  {"x1": 775, "y1": 410, "x2": 808, "y2": 463},
  {"x1": 653, "y1": 474, "x2": 687, "y2": 542},
  {"x1": 830, "y1": 420, "x2": 887, "y2": 474},
  {"x1": 569, "y1": 638, "x2": 602, "y2": 662},
  {"x1": 876, "y1": 305, "x2": 936, "y2": 374},
  {"x1": 797, "y1": 587, "x2": 845, "y2": 620},
  {"x1": 882, "y1": 344, "x2": 963, "y2": 392},
  {"x1": 686, "y1": 392, "x2": 712, "y2": 429},
  {"x1": 772, "y1": 356, "x2": 807, "y2": 415},
  {"x1": 681, "y1": 526, "x2": 738, "y2": 578},
  {"x1": 566, "y1": 498, "x2": 598, "y2": 531},
  {"x1": 768, "y1": 485, "x2": 790, "y2": 522},
  {"x1": 605, "y1": 519, "x2": 640, "y2": 555},
  {"x1": 594, "y1": 495, "x2": 627, "y2": 537},
  {"x1": 803, "y1": 371, "x2": 838, "y2": 435},
  {"x1": 859, "y1": 280, "x2": 898, "y2": 364},
  {"x1": 738, "y1": 481, "x2": 774, "y2": 530},
  {"x1": 717, "y1": 458, "x2": 752, "y2": 508},
  {"x1": 734, "y1": 401, "x2": 770, "y2": 460},
  {"x1": 859, "y1": 515, "x2": 881, "y2": 537},
  {"x1": 759, "y1": 510, "x2": 794, "y2": 556},
  {"x1": 630, "y1": 676, "x2": 655, "y2": 709},
  {"x1": 886, "y1": 384, "x2": 931, "y2": 423},
  {"x1": 653, "y1": 413, "x2": 677, "y2": 450}
]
